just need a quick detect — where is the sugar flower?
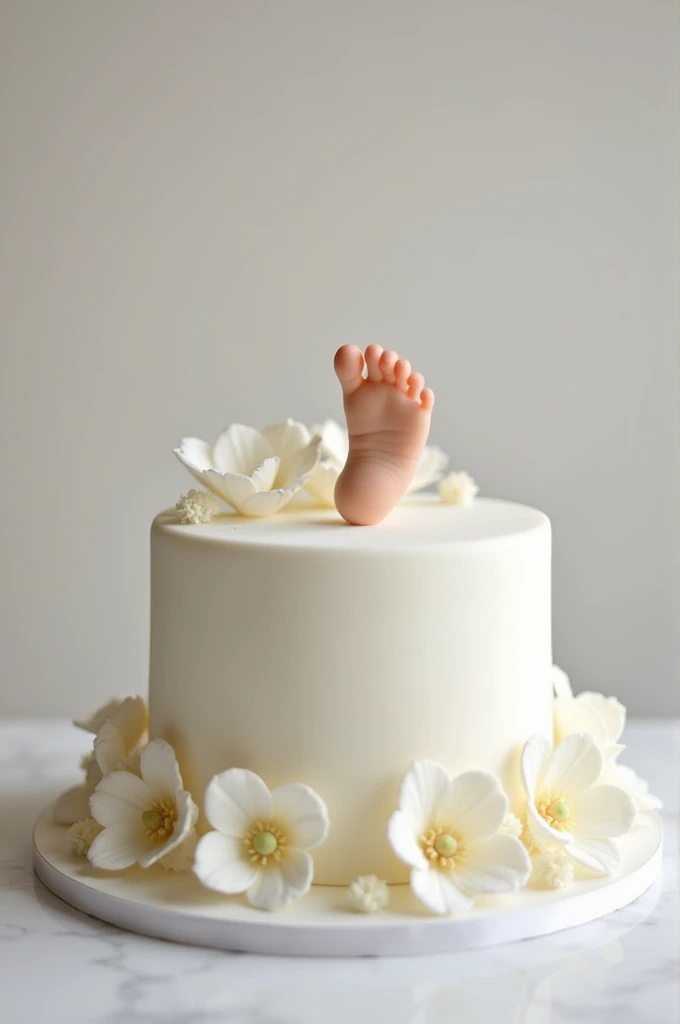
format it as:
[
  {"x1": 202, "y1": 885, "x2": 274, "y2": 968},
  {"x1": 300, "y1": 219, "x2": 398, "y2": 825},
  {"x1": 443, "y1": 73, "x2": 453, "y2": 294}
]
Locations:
[
  {"x1": 53, "y1": 695, "x2": 149, "y2": 825},
  {"x1": 438, "y1": 471, "x2": 479, "y2": 506},
  {"x1": 193, "y1": 768, "x2": 330, "y2": 912},
  {"x1": 521, "y1": 733, "x2": 635, "y2": 875},
  {"x1": 88, "y1": 739, "x2": 197, "y2": 870},
  {"x1": 347, "y1": 874, "x2": 390, "y2": 914},
  {"x1": 159, "y1": 829, "x2": 198, "y2": 873},
  {"x1": 175, "y1": 489, "x2": 220, "y2": 525},
  {"x1": 500, "y1": 812, "x2": 523, "y2": 840},
  {"x1": 305, "y1": 420, "x2": 449, "y2": 507},
  {"x1": 552, "y1": 666, "x2": 661, "y2": 812},
  {"x1": 533, "y1": 847, "x2": 575, "y2": 890},
  {"x1": 67, "y1": 818, "x2": 103, "y2": 857},
  {"x1": 174, "y1": 421, "x2": 321, "y2": 517},
  {"x1": 387, "y1": 760, "x2": 531, "y2": 916}
]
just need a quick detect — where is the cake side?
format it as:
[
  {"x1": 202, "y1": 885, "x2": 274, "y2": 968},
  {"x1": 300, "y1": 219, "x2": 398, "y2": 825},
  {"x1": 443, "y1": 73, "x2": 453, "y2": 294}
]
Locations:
[{"x1": 148, "y1": 498, "x2": 553, "y2": 884}]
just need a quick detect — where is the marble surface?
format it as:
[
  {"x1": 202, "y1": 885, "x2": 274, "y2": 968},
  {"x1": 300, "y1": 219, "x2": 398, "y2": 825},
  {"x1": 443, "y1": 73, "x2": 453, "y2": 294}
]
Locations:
[{"x1": 1, "y1": 720, "x2": 678, "y2": 1024}]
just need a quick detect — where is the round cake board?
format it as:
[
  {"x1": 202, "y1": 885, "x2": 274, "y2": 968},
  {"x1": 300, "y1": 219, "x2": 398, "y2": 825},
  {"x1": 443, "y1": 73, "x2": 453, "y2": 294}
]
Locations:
[{"x1": 33, "y1": 808, "x2": 662, "y2": 958}]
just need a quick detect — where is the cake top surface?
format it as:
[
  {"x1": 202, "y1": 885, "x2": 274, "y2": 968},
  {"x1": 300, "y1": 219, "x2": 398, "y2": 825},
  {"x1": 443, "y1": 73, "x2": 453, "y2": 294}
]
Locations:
[{"x1": 154, "y1": 496, "x2": 549, "y2": 552}]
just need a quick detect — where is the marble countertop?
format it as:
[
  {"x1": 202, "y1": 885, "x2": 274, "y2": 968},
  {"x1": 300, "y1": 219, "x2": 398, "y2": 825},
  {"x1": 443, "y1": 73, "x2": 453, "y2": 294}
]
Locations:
[{"x1": 1, "y1": 719, "x2": 678, "y2": 1024}]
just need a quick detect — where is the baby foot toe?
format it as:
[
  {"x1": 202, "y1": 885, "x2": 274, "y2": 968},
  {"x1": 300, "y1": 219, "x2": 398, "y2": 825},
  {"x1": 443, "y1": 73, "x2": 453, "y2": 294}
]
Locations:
[
  {"x1": 394, "y1": 359, "x2": 411, "y2": 391},
  {"x1": 365, "y1": 344, "x2": 384, "y2": 382},
  {"x1": 334, "y1": 345, "x2": 366, "y2": 397},
  {"x1": 420, "y1": 387, "x2": 435, "y2": 411},
  {"x1": 407, "y1": 372, "x2": 425, "y2": 401},
  {"x1": 379, "y1": 349, "x2": 398, "y2": 384}
]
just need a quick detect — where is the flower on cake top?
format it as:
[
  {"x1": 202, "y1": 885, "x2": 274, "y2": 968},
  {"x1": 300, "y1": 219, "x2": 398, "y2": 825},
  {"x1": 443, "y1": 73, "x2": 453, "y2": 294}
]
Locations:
[
  {"x1": 193, "y1": 768, "x2": 330, "y2": 912},
  {"x1": 521, "y1": 733, "x2": 635, "y2": 875},
  {"x1": 88, "y1": 739, "x2": 197, "y2": 870},
  {"x1": 347, "y1": 874, "x2": 390, "y2": 914},
  {"x1": 53, "y1": 696, "x2": 149, "y2": 825},
  {"x1": 387, "y1": 760, "x2": 531, "y2": 916},
  {"x1": 552, "y1": 665, "x2": 662, "y2": 813},
  {"x1": 305, "y1": 420, "x2": 449, "y2": 508},
  {"x1": 175, "y1": 489, "x2": 220, "y2": 525},
  {"x1": 438, "y1": 471, "x2": 479, "y2": 507},
  {"x1": 174, "y1": 421, "x2": 321, "y2": 517}
]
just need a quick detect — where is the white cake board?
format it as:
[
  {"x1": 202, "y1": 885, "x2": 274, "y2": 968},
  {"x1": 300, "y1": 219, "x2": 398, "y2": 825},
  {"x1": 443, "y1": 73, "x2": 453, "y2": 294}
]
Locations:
[{"x1": 33, "y1": 808, "x2": 662, "y2": 957}]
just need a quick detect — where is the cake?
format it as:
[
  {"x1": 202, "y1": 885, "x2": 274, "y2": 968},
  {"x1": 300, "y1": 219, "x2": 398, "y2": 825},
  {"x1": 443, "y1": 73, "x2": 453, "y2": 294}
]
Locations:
[{"x1": 44, "y1": 347, "x2": 661, "y2": 939}]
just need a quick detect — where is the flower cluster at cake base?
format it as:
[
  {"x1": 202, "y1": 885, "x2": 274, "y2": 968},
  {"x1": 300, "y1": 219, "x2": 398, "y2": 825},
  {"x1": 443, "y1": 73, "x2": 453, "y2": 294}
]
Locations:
[
  {"x1": 520, "y1": 731, "x2": 635, "y2": 888},
  {"x1": 193, "y1": 768, "x2": 330, "y2": 912},
  {"x1": 387, "y1": 760, "x2": 531, "y2": 916},
  {"x1": 347, "y1": 875, "x2": 390, "y2": 914},
  {"x1": 552, "y1": 666, "x2": 662, "y2": 814},
  {"x1": 438, "y1": 471, "x2": 479, "y2": 506},
  {"x1": 175, "y1": 489, "x2": 220, "y2": 525}
]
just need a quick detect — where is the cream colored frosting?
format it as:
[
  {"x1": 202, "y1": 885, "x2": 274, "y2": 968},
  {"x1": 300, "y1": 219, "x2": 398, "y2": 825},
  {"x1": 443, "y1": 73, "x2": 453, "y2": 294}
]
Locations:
[{"x1": 149, "y1": 497, "x2": 553, "y2": 884}]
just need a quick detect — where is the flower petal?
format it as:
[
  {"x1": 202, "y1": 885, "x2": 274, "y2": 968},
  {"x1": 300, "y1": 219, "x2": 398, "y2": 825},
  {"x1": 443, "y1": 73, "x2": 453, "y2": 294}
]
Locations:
[
  {"x1": 88, "y1": 822, "x2": 150, "y2": 870},
  {"x1": 174, "y1": 444, "x2": 216, "y2": 490},
  {"x1": 271, "y1": 783, "x2": 329, "y2": 850},
  {"x1": 247, "y1": 865, "x2": 286, "y2": 912},
  {"x1": 602, "y1": 762, "x2": 663, "y2": 811},
  {"x1": 193, "y1": 831, "x2": 258, "y2": 894},
  {"x1": 552, "y1": 665, "x2": 573, "y2": 699},
  {"x1": 108, "y1": 696, "x2": 148, "y2": 746},
  {"x1": 262, "y1": 420, "x2": 311, "y2": 464},
  {"x1": 410, "y1": 867, "x2": 474, "y2": 915},
  {"x1": 93, "y1": 721, "x2": 126, "y2": 775},
  {"x1": 399, "y1": 759, "x2": 453, "y2": 834},
  {"x1": 138, "y1": 791, "x2": 197, "y2": 868},
  {"x1": 251, "y1": 456, "x2": 280, "y2": 493},
  {"x1": 387, "y1": 810, "x2": 428, "y2": 870},
  {"x1": 277, "y1": 848, "x2": 314, "y2": 904},
  {"x1": 90, "y1": 771, "x2": 154, "y2": 826},
  {"x1": 542, "y1": 733, "x2": 603, "y2": 798},
  {"x1": 567, "y1": 836, "x2": 621, "y2": 875},
  {"x1": 74, "y1": 698, "x2": 124, "y2": 734},
  {"x1": 241, "y1": 488, "x2": 296, "y2": 517},
  {"x1": 174, "y1": 437, "x2": 215, "y2": 472},
  {"x1": 570, "y1": 784, "x2": 635, "y2": 839},
  {"x1": 520, "y1": 734, "x2": 551, "y2": 799},
  {"x1": 578, "y1": 693, "x2": 626, "y2": 746},
  {"x1": 313, "y1": 420, "x2": 349, "y2": 467},
  {"x1": 280, "y1": 438, "x2": 322, "y2": 486},
  {"x1": 203, "y1": 470, "x2": 257, "y2": 511},
  {"x1": 456, "y1": 834, "x2": 531, "y2": 894},
  {"x1": 446, "y1": 771, "x2": 508, "y2": 841},
  {"x1": 305, "y1": 461, "x2": 340, "y2": 507},
  {"x1": 53, "y1": 785, "x2": 93, "y2": 825},
  {"x1": 553, "y1": 696, "x2": 605, "y2": 748},
  {"x1": 408, "y1": 445, "x2": 449, "y2": 492},
  {"x1": 203, "y1": 768, "x2": 273, "y2": 835},
  {"x1": 140, "y1": 739, "x2": 184, "y2": 798},
  {"x1": 213, "y1": 424, "x2": 272, "y2": 475}
]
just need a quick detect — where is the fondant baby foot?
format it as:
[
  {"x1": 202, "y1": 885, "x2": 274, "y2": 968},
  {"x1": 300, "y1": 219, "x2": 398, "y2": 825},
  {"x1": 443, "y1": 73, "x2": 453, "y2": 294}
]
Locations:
[{"x1": 333, "y1": 344, "x2": 435, "y2": 525}]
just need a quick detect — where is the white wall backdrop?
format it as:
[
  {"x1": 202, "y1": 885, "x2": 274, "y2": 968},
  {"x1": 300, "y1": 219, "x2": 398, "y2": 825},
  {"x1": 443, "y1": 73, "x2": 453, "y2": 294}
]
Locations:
[{"x1": 1, "y1": 0, "x2": 678, "y2": 716}]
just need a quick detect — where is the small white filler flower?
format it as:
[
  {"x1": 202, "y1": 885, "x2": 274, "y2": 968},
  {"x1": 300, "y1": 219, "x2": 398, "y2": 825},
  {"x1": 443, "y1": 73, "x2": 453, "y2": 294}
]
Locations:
[
  {"x1": 175, "y1": 489, "x2": 220, "y2": 524},
  {"x1": 53, "y1": 696, "x2": 148, "y2": 825},
  {"x1": 88, "y1": 739, "x2": 197, "y2": 870},
  {"x1": 347, "y1": 875, "x2": 390, "y2": 914},
  {"x1": 521, "y1": 733, "x2": 635, "y2": 875},
  {"x1": 387, "y1": 760, "x2": 531, "y2": 916},
  {"x1": 193, "y1": 768, "x2": 330, "y2": 912},
  {"x1": 174, "y1": 420, "x2": 321, "y2": 517},
  {"x1": 438, "y1": 471, "x2": 479, "y2": 506},
  {"x1": 533, "y1": 847, "x2": 575, "y2": 891}
]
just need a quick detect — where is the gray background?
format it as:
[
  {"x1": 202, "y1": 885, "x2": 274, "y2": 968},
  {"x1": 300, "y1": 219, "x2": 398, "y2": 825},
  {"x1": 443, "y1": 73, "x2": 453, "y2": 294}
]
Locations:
[{"x1": 1, "y1": 1, "x2": 678, "y2": 716}]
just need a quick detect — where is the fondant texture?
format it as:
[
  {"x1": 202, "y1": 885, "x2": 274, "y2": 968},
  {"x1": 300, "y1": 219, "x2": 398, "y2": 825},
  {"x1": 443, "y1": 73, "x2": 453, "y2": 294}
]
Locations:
[{"x1": 149, "y1": 497, "x2": 553, "y2": 884}]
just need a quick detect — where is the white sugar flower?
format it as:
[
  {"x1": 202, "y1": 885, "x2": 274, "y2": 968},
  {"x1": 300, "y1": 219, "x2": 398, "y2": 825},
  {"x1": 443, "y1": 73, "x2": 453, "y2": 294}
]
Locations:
[
  {"x1": 387, "y1": 761, "x2": 531, "y2": 916},
  {"x1": 305, "y1": 420, "x2": 449, "y2": 507},
  {"x1": 53, "y1": 695, "x2": 149, "y2": 825},
  {"x1": 500, "y1": 812, "x2": 523, "y2": 840},
  {"x1": 600, "y1": 761, "x2": 663, "y2": 812},
  {"x1": 88, "y1": 739, "x2": 197, "y2": 870},
  {"x1": 533, "y1": 847, "x2": 575, "y2": 890},
  {"x1": 193, "y1": 768, "x2": 330, "y2": 912},
  {"x1": 67, "y1": 817, "x2": 103, "y2": 857},
  {"x1": 347, "y1": 875, "x2": 390, "y2": 914},
  {"x1": 174, "y1": 489, "x2": 220, "y2": 524},
  {"x1": 174, "y1": 420, "x2": 321, "y2": 517},
  {"x1": 160, "y1": 829, "x2": 198, "y2": 873},
  {"x1": 521, "y1": 733, "x2": 635, "y2": 875},
  {"x1": 438, "y1": 471, "x2": 479, "y2": 506}
]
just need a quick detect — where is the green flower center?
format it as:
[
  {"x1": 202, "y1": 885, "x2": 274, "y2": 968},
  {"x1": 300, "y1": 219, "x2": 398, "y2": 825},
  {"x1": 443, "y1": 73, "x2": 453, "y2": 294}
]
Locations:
[
  {"x1": 547, "y1": 799, "x2": 570, "y2": 823},
  {"x1": 434, "y1": 833, "x2": 458, "y2": 857},
  {"x1": 142, "y1": 809, "x2": 162, "y2": 831},
  {"x1": 252, "y1": 830, "x2": 278, "y2": 857}
]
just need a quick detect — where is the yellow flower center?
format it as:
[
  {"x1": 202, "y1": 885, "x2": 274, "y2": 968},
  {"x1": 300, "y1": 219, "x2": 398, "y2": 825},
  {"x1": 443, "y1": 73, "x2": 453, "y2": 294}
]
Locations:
[
  {"x1": 537, "y1": 793, "x2": 573, "y2": 832},
  {"x1": 420, "y1": 824, "x2": 465, "y2": 870},
  {"x1": 141, "y1": 798, "x2": 177, "y2": 842},
  {"x1": 244, "y1": 821, "x2": 288, "y2": 866}
]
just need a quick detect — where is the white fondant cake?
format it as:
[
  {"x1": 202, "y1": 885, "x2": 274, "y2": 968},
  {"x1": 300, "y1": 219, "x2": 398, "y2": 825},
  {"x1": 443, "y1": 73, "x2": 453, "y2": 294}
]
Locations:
[{"x1": 148, "y1": 496, "x2": 552, "y2": 884}]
